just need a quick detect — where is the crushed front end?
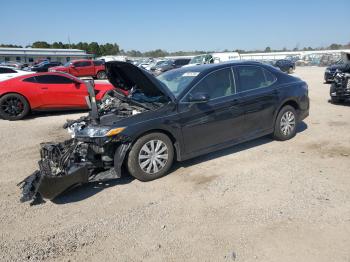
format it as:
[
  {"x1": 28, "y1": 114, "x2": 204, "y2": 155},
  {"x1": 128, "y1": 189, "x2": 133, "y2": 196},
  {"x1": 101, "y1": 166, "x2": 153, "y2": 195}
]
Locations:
[
  {"x1": 18, "y1": 83, "x2": 136, "y2": 204},
  {"x1": 18, "y1": 135, "x2": 131, "y2": 204},
  {"x1": 18, "y1": 61, "x2": 170, "y2": 204},
  {"x1": 330, "y1": 72, "x2": 350, "y2": 101}
]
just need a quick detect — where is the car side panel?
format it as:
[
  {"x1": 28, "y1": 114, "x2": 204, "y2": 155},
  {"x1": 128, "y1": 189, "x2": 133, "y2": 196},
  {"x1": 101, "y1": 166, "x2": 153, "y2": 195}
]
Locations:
[{"x1": 0, "y1": 79, "x2": 44, "y2": 109}]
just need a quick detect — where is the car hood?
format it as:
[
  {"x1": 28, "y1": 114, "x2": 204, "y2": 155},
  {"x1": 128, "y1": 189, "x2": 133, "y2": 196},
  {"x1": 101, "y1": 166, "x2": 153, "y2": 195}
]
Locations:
[
  {"x1": 327, "y1": 64, "x2": 344, "y2": 71},
  {"x1": 105, "y1": 61, "x2": 175, "y2": 102}
]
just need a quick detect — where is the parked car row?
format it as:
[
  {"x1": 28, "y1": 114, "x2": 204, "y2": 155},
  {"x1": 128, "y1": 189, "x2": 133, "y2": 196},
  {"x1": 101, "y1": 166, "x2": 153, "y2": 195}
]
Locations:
[{"x1": 0, "y1": 66, "x2": 33, "y2": 81}]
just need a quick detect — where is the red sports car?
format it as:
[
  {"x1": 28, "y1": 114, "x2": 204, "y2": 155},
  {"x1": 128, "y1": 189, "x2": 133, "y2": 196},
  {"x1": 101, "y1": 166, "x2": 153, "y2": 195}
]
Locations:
[{"x1": 0, "y1": 72, "x2": 114, "y2": 120}]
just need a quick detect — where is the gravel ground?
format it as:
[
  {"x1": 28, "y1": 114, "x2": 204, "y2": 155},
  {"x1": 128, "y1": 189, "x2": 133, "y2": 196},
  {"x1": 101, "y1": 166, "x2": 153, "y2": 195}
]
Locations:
[{"x1": 0, "y1": 67, "x2": 349, "y2": 262}]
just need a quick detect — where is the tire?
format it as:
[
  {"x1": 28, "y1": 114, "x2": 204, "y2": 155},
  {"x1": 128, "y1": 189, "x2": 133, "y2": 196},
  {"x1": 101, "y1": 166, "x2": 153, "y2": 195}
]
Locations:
[
  {"x1": 127, "y1": 132, "x2": 174, "y2": 181},
  {"x1": 0, "y1": 93, "x2": 30, "y2": 120},
  {"x1": 331, "y1": 96, "x2": 344, "y2": 104},
  {"x1": 288, "y1": 67, "x2": 294, "y2": 74},
  {"x1": 329, "y1": 85, "x2": 344, "y2": 104},
  {"x1": 273, "y1": 105, "x2": 297, "y2": 141},
  {"x1": 96, "y1": 71, "x2": 107, "y2": 79}
]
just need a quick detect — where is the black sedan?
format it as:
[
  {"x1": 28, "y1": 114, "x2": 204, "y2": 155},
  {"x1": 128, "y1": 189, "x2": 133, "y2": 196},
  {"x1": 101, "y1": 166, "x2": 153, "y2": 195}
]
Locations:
[
  {"x1": 324, "y1": 61, "x2": 349, "y2": 83},
  {"x1": 20, "y1": 61, "x2": 309, "y2": 202},
  {"x1": 150, "y1": 58, "x2": 190, "y2": 75},
  {"x1": 274, "y1": 59, "x2": 295, "y2": 74},
  {"x1": 31, "y1": 61, "x2": 62, "y2": 72}
]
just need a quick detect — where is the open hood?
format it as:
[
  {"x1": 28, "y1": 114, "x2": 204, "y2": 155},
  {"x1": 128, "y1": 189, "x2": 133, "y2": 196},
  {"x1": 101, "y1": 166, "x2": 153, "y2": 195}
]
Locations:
[{"x1": 105, "y1": 61, "x2": 175, "y2": 101}]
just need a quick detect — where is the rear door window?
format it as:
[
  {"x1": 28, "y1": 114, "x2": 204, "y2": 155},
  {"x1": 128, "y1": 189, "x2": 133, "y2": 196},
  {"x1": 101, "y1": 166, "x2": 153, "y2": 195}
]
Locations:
[
  {"x1": 236, "y1": 66, "x2": 276, "y2": 92},
  {"x1": 93, "y1": 60, "x2": 104, "y2": 66},
  {"x1": 74, "y1": 61, "x2": 91, "y2": 67}
]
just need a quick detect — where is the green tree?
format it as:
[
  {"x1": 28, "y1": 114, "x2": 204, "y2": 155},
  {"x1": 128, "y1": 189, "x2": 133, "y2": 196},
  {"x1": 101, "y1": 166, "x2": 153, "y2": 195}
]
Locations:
[
  {"x1": 265, "y1": 46, "x2": 271, "y2": 52},
  {"x1": 31, "y1": 41, "x2": 51, "y2": 48}
]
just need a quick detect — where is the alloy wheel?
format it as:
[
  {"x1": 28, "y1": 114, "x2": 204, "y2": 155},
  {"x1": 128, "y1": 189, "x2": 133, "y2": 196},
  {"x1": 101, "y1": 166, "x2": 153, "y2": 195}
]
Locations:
[{"x1": 1, "y1": 97, "x2": 24, "y2": 117}]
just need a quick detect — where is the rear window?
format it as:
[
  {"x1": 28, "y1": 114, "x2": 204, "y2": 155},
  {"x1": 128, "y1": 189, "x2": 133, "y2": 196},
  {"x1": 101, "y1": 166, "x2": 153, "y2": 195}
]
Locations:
[
  {"x1": 174, "y1": 59, "x2": 190, "y2": 66},
  {"x1": 23, "y1": 76, "x2": 37, "y2": 83},
  {"x1": 93, "y1": 60, "x2": 104, "y2": 66},
  {"x1": 237, "y1": 66, "x2": 276, "y2": 92}
]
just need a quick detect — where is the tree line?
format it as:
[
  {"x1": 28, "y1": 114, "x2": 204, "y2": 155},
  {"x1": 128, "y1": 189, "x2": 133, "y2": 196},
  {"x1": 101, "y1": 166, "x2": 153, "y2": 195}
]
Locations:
[
  {"x1": 1, "y1": 41, "x2": 349, "y2": 58},
  {"x1": 0, "y1": 42, "x2": 120, "y2": 57}
]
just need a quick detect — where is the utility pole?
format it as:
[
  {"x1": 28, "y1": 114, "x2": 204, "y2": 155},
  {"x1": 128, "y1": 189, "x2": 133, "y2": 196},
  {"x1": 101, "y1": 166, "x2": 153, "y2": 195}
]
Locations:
[{"x1": 68, "y1": 35, "x2": 71, "y2": 49}]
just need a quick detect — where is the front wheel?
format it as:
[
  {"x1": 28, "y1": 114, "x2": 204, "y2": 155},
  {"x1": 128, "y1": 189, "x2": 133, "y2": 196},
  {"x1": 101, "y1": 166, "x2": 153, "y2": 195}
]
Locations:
[
  {"x1": 273, "y1": 105, "x2": 297, "y2": 141},
  {"x1": 330, "y1": 96, "x2": 344, "y2": 104},
  {"x1": 96, "y1": 71, "x2": 107, "y2": 79},
  {"x1": 127, "y1": 133, "x2": 174, "y2": 181},
  {"x1": 0, "y1": 93, "x2": 30, "y2": 120}
]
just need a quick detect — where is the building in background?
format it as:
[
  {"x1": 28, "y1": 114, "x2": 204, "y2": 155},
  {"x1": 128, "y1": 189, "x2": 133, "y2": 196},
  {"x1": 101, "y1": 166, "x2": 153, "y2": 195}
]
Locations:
[{"x1": 0, "y1": 47, "x2": 93, "y2": 65}]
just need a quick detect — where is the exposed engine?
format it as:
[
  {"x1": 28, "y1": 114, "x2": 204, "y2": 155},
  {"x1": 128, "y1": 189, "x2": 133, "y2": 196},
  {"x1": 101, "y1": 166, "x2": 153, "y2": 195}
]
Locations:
[{"x1": 330, "y1": 72, "x2": 350, "y2": 102}]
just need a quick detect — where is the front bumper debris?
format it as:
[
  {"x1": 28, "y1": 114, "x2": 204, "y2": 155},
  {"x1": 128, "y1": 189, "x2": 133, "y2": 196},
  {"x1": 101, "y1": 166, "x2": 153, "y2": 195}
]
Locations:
[{"x1": 18, "y1": 137, "x2": 130, "y2": 205}]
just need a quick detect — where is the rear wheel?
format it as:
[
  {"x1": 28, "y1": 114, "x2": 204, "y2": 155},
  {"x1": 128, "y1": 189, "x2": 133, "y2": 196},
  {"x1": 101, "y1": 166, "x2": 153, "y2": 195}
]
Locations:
[
  {"x1": 96, "y1": 71, "x2": 107, "y2": 79},
  {"x1": 273, "y1": 105, "x2": 297, "y2": 141},
  {"x1": 127, "y1": 133, "x2": 174, "y2": 181},
  {"x1": 0, "y1": 93, "x2": 30, "y2": 120}
]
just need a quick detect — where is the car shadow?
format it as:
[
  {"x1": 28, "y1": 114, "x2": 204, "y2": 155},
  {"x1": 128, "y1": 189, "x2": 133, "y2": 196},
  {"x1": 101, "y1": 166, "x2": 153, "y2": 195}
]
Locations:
[
  {"x1": 23, "y1": 109, "x2": 88, "y2": 120},
  {"x1": 327, "y1": 99, "x2": 350, "y2": 107},
  {"x1": 52, "y1": 176, "x2": 134, "y2": 205},
  {"x1": 51, "y1": 121, "x2": 308, "y2": 204},
  {"x1": 171, "y1": 121, "x2": 308, "y2": 171}
]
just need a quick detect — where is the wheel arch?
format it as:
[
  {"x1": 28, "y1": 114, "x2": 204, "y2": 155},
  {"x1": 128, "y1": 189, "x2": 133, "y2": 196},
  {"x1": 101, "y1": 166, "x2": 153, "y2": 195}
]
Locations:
[
  {"x1": 129, "y1": 128, "x2": 181, "y2": 161},
  {"x1": 274, "y1": 99, "x2": 300, "y2": 122},
  {"x1": 0, "y1": 92, "x2": 32, "y2": 109},
  {"x1": 96, "y1": 70, "x2": 106, "y2": 77}
]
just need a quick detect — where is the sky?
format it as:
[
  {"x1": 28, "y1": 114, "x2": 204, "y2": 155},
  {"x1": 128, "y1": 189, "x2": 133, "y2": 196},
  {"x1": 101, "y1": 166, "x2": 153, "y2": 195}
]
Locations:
[{"x1": 1, "y1": 0, "x2": 349, "y2": 52}]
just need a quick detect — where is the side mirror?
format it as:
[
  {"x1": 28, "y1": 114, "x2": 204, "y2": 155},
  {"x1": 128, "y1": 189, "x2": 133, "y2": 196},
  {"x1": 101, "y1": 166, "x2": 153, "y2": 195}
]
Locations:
[{"x1": 188, "y1": 92, "x2": 210, "y2": 103}]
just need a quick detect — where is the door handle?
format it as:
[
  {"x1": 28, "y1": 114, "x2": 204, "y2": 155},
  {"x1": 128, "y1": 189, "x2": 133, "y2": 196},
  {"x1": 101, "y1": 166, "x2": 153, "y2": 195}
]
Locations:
[{"x1": 41, "y1": 87, "x2": 48, "y2": 90}]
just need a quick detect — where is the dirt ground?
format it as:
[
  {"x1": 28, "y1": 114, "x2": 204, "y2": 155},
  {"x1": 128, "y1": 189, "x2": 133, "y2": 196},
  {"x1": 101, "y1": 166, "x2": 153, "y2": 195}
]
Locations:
[{"x1": 0, "y1": 66, "x2": 349, "y2": 262}]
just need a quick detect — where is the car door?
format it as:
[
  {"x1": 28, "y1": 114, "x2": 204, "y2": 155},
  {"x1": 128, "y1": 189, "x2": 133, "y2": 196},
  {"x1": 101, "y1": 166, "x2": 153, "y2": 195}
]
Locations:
[
  {"x1": 178, "y1": 67, "x2": 245, "y2": 155},
  {"x1": 234, "y1": 65, "x2": 279, "y2": 137},
  {"x1": 70, "y1": 61, "x2": 90, "y2": 76},
  {"x1": 34, "y1": 75, "x2": 88, "y2": 108}
]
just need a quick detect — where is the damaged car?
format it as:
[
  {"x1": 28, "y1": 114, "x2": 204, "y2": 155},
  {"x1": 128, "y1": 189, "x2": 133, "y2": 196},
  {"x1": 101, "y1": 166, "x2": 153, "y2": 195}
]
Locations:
[
  {"x1": 19, "y1": 61, "x2": 309, "y2": 204},
  {"x1": 330, "y1": 71, "x2": 350, "y2": 103}
]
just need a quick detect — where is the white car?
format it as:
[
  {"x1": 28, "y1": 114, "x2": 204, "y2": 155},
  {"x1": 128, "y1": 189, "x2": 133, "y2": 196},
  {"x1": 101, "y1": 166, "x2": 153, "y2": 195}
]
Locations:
[{"x1": 0, "y1": 67, "x2": 32, "y2": 82}]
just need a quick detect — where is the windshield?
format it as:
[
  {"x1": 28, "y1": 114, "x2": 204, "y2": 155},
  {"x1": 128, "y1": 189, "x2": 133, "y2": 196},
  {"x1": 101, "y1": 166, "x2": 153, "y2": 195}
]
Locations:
[
  {"x1": 64, "y1": 62, "x2": 72, "y2": 67},
  {"x1": 335, "y1": 59, "x2": 344, "y2": 65},
  {"x1": 189, "y1": 55, "x2": 206, "y2": 64},
  {"x1": 157, "y1": 68, "x2": 200, "y2": 97}
]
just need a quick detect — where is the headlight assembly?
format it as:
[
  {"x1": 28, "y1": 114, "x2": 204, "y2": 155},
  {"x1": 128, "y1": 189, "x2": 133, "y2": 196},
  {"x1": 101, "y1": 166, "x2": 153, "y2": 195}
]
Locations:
[{"x1": 76, "y1": 126, "x2": 125, "y2": 138}]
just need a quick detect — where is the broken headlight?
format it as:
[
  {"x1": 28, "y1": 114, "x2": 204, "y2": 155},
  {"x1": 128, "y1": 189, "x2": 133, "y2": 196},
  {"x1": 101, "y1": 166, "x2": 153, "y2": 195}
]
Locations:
[{"x1": 76, "y1": 126, "x2": 125, "y2": 138}]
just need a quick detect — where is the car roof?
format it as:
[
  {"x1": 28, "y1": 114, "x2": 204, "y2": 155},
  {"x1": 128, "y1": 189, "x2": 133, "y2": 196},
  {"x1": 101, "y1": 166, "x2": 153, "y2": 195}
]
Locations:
[
  {"x1": 182, "y1": 60, "x2": 270, "y2": 72},
  {"x1": 2, "y1": 71, "x2": 83, "y2": 82}
]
